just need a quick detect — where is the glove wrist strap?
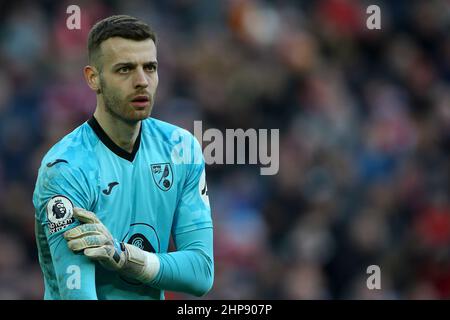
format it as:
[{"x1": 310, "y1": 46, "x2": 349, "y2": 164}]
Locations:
[{"x1": 121, "y1": 243, "x2": 161, "y2": 284}]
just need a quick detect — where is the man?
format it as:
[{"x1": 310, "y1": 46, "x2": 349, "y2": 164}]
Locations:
[{"x1": 33, "y1": 15, "x2": 213, "y2": 299}]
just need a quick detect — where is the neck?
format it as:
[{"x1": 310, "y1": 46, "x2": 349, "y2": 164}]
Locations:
[{"x1": 93, "y1": 104, "x2": 140, "y2": 154}]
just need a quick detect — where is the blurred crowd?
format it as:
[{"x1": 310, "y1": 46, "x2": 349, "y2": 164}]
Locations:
[{"x1": 0, "y1": 0, "x2": 449, "y2": 299}]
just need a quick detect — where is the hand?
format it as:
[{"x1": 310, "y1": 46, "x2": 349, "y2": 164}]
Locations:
[
  {"x1": 63, "y1": 208, "x2": 160, "y2": 283},
  {"x1": 63, "y1": 207, "x2": 125, "y2": 270}
]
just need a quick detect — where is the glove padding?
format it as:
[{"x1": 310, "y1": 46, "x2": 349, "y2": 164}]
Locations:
[{"x1": 63, "y1": 208, "x2": 159, "y2": 283}]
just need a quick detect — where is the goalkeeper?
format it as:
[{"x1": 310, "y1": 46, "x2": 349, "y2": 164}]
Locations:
[{"x1": 32, "y1": 15, "x2": 213, "y2": 299}]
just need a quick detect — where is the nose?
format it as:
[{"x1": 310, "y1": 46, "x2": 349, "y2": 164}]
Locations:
[{"x1": 133, "y1": 67, "x2": 149, "y2": 89}]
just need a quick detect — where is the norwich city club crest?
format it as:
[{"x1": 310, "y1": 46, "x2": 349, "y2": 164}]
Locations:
[{"x1": 151, "y1": 163, "x2": 173, "y2": 191}]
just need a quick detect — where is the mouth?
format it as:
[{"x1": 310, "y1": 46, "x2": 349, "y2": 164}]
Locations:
[{"x1": 130, "y1": 95, "x2": 150, "y2": 108}]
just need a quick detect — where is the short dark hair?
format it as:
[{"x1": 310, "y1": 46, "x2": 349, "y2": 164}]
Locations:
[{"x1": 87, "y1": 15, "x2": 157, "y2": 68}]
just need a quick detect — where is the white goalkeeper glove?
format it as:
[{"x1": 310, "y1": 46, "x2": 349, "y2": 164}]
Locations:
[{"x1": 63, "y1": 208, "x2": 160, "y2": 283}]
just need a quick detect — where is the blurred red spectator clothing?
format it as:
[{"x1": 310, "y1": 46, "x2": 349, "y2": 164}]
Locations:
[
  {"x1": 415, "y1": 205, "x2": 450, "y2": 247},
  {"x1": 432, "y1": 268, "x2": 450, "y2": 299},
  {"x1": 316, "y1": 0, "x2": 365, "y2": 37},
  {"x1": 164, "y1": 291, "x2": 180, "y2": 300},
  {"x1": 419, "y1": 260, "x2": 450, "y2": 299},
  {"x1": 228, "y1": 0, "x2": 251, "y2": 41}
]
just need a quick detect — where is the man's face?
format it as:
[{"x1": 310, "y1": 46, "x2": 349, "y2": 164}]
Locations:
[{"x1": 96, "y1": 37, "x2": 158, "y2": 123}]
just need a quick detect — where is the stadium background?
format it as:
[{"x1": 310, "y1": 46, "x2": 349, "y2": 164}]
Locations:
[{"x1": 0, "y1": 0, "x2": 449, "y2": 299}]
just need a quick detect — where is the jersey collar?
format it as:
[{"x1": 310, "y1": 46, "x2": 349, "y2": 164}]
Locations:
[{"x1": 87, "y1": 116, "x2": 142, "y2": 162}]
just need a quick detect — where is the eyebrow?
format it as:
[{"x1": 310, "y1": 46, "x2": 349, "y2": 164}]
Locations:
[{"x1": 113, "y1": 61, "x2": 158, "y2": 69}]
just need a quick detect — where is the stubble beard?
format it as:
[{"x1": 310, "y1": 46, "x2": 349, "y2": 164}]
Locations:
[{"x1": 100, "y1": 77, "x2": 153, "y2": 125}]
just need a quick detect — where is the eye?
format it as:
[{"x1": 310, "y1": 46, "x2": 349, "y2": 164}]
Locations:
[
  {"x1": 145, "y1": 64, "x2": 157, "y2": 72},
  {"x1": 118, "y1": 66, "x2": 130, "y2": 74}
]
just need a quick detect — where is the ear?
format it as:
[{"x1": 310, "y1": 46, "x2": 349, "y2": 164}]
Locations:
[{"x1": 83, "y1": 65, "x2": 101, "y2": 94}]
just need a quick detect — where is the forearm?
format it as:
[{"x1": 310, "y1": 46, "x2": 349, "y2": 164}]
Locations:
[
  {"x1": 63, "y1": 209, "x2": 214, "y2": 297},
  {"x1": 150, "y1": 249, "x2": 213, "y2": 296},
  {"x1": 146, "y1": 228, "x2": 214, "y2": 296}
]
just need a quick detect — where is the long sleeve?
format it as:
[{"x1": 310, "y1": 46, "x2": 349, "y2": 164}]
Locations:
[
  {"x1": 149, "y1": 227, "x2": 214, "y2": 296},
  {"x1": 33, "y1": 162, "x2": 98, "y2": 299}
]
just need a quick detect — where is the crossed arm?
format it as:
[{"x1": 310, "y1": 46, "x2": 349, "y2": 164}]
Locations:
[
  {"x1": 62, "y1": 207, "x2": 214, "y2": 298},
  {"x1": 40, "y1": 206, "x2": 213, "y2": 299}
]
